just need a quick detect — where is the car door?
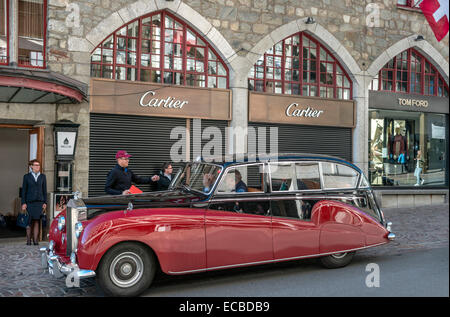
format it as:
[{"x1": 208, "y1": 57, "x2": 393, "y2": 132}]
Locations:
[
  {"x1": 269, "y1": 161, "x2": 321, "y2": 259},
  {"x1": 205, "y1": 163, "x2": 273, "y2": 269}
]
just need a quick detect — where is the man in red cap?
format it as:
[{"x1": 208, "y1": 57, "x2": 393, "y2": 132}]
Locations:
[{"x1": 105, "y1": 150, "x2": 160, "y2": 195}]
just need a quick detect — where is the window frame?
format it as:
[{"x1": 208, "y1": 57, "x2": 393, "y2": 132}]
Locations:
[
  {"x1": 371, "y1": 48, "x2": 449, "y2": 97},
  {"x1": 214, "y1": 163, "x2": 267, "y2": 196},
  {"x1": 17, "y1": 0, "x2": 47, "y2": 69},
  {"x1": 90, "y1": 10, "x2": 229, "y2": 89},
  {"x1": 0, "y1": 0, "x2": 9, "y2": 65},
  {"x1": 319, "y1": 161, "x2": 361, "y2": 191},
  {"x1": 396, "y1": 0, "x2": 423, "y2": 10},
  {"x1": 248, "y1": 32, "x2": 353, "y2": 100},
  {"x1": 268, "y1": 161, "x2": 323, "y2": 193}
]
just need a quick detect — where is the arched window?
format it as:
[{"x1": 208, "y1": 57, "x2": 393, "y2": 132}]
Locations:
[
  {"x1": 248, "y1": 32, "x2": 352, "y2": 100},
  {"x1": 370, "y1": 48, "x2": 449, "y2": 97},
  {"x1": 90, "y1": 11, "x2": 229, "y2": 89}
]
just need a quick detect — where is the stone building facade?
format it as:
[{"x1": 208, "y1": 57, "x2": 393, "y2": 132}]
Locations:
[{"x1": 0, "y1": 0, "x2": 448, "y2": 215}]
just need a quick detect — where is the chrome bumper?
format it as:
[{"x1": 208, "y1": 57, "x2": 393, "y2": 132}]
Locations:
[{"x1": 40, "y1": 245, "x2": 96, "y2": 280}]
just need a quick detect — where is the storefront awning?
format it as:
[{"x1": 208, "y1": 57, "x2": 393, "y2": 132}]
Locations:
[{"x1": 0, "y1": 66, "x2": 87, "y2": 104}]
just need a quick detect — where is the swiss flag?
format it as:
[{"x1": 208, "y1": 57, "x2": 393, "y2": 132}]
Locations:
[{"x1": 420, "y1": 0, "x2": 449, "y2": 42}]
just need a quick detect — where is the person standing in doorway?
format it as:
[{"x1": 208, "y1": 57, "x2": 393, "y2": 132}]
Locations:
[
  {"x1": 21, "y1": 159, "x2": 47, "y2": 245},
  {"x1": 105, "y1": 150, "x2": 160, "y2": 195},
  {"x1": 157, "y1": 162, "x2": 174, "y2": 191}
]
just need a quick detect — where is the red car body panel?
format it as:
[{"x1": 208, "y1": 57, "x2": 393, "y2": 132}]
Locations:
[
  {"x1": 205, "y1": 210, "x2": 272, "y2": 269},
  {"x1": 76, "y1": 208, "x2": 206, "y2": 274},
  {"x1": 51, "y1": 199, "x2": 389, "y2": 275}
]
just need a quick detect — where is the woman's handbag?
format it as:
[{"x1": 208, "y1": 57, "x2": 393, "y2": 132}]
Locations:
[
  {"x1": 41, "y1": 213, "x2": 47, "y2": 228},
  {"x1": 16, "y1": 210, "x2": 29, "y2": 228}
]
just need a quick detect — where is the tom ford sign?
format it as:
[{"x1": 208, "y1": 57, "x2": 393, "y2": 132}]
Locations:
[
  {"x1": 369, "y1": 90, "x2": 449, "y2": 114},
  {"x1": 90, "y1": 78, "x2": 231, "y2": 120},
  {"x1": 249, "y1": 92, "x2": 355, "y2": 128}
]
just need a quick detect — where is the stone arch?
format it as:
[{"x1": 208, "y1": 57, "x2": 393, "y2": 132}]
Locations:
[
  {"x1": 83, "y1": 0, "x2": 236, "y2": 69},
  {"x1": 367, "y1": 35, "x2": 449, "y2": 84},
  {"x1": 244, "y1": 18, "x2": 362, "y2": 84}
]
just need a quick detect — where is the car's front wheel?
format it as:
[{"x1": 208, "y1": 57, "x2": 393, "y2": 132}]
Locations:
[
  {"x1": 319, "y1": 251, "x2": 355, "y2": 269},
  {"x1": 97, "y1": 242, "x2": 156, "y2": 296}
]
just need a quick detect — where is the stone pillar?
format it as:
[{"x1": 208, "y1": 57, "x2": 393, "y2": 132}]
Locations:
[
  {"x1": 352, "y1": 73, "x2": 371, "y2": 175},
  {"x1": 227, "y1": 56, "x2": 252, "y2": 158}
]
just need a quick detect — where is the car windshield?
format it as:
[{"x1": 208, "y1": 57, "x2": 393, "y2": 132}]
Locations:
[{"x1": 170, "y1": 162, "x2": 223, "y2": 194}]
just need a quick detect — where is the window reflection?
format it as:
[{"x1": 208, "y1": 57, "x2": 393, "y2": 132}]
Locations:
[{"x1": 369, "y1": 110, "x2": 448, "y2": 187}]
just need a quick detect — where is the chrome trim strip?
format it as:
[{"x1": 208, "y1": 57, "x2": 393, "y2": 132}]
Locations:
[{"x1": 167, "y1": 242, "x2": 388, "y2": 275}]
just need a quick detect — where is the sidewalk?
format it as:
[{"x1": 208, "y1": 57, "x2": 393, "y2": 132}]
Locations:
[{"x1": 0, "y1": 204, "x2": 448, "y2": 297}]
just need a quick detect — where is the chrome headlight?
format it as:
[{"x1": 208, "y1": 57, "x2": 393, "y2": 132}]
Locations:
[
  {"x1": 70, "y1": 252, "x2": 77, "y2": 264},
  {"x1": 75, "y1": 222, "x2": 83, "y2": 239},
  {"x1": 57, "y1": 216, "x2": 65, "y2": 231}
]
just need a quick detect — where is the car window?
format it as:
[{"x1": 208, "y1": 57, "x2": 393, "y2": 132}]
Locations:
[
  {"x1": 269, "y1": 162, "x2": 294, "y2": 191},
  {"x1": 271, "y1": 199, "x2": 319, "y2": 221},
  {"x1": 321, "y1": 162, "x2": 359, "y2": 189},
  {"x1": 270, "y1": 162, "x2": 321, "y2": 191},
  {"x1": 358, "y1": 173, "x2": 370, "y2": 188},
  {"x1": 216, "y1": 164, "x2": 264, "y2": 194},
  {"x1": 295, "y1": 162, "x2": 321, "y2": 190},
  {"x1": 209, "y1": 200, "x2": 270, "y2": 216}
]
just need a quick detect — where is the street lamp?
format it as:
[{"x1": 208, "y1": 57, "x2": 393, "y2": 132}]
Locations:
[{"x1": 53, "y1": 120, "x2": 80, "y2": 193}]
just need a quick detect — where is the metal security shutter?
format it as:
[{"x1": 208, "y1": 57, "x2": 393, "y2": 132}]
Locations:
[
  {"x1": 248, "y1": 122, "x2": 353, "y2": 162},
  {"x1": 190, "y1": 119, "x2": 229, "y2": 162},
  {"x1": 89, "y1": 113, "x2": 186, "y2": 197}
]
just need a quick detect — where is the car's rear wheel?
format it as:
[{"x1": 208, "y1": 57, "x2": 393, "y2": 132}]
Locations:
[
  {"x1": 319, "y1": 251, "x2": 355, "y2": 269},
  {"x1": 97, "y1": 242, "x2": 156, "y2": 296}
]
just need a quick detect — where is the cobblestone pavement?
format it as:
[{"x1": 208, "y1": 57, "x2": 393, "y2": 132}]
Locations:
[{"x1": 0, "y1": 204, "x2": 448, "y2": 297}]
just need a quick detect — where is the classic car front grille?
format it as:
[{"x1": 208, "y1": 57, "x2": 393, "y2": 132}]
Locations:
[{"x1": 65, "y1": 206, "x2": 78, "y2": 256}]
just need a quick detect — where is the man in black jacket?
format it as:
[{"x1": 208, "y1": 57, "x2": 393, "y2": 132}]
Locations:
[
  {"x1": 105, "y1": 150, "x2": 160, "y2": 195},
  {"x1": 156, "y1": 162, "x2": 173, "y2": 191}
]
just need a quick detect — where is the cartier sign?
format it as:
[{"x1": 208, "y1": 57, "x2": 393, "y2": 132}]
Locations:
[
  {"x1": 139, "y1": 91, "x2": 189, "y2": 109},
  {"x1": 249, "y1": 92, "x2": 355, "y2": 128},
  {"x1": 90, "y1": 78, "x2": 231, "y2": 120}
]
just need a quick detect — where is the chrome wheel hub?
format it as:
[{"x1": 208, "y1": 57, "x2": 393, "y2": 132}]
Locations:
[{"x1": 110, "y1": 252, "x2": 144, "y2": 288}]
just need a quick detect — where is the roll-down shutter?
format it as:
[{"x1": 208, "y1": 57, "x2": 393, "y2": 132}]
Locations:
[
  {"x1": 190, "y1": 119, "x2": 229, "y2": 162},
  {"x1": 89, "y1": 113, "x2": 186, "y2": 197},
  {"x1": 248, "y1": 122, "x2": 353, "y2": 162}
]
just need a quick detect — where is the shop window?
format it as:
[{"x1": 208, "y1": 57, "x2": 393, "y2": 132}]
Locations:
[
  {"x1": 90, "y1": 11, "x2": 229, "y2": 89},
  {"x1": 248, "y1": 32, "x2": 352, "y2": 100},
  {"x1": 0, "y1": 0, "x2": 8, "y2": 65},
  {"x1": 370, "y1": 48, "x2": 449, "y2": 97},
  {"x1": 18, "y1": 0, "x2": 46, "y2": 68},
  {"x1": 369, "y1": 110, "x2": 448, "y2": 187}
]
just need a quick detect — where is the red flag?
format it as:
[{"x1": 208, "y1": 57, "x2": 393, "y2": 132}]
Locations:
[{"x1": 420, "y1": 0, "x2": 449, "y2": 42}]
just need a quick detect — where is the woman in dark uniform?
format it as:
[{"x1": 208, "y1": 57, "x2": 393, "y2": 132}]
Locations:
[{"x1": 21, "y1": 159, "x2": 47, "y2": 245}]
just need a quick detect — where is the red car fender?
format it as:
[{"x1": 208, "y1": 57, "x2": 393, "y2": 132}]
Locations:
[
  {"x1": 77, "y1": 208, "x2": 206, "y2": 274},
  {"x1": 314, "y1": 200, "x2": 366, "y2": 254},
  {"x1": 313, "y1": 200, "x2": 389, "y2": 254}
]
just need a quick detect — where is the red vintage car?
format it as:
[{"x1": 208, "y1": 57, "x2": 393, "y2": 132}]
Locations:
[{"x1": 41, "y1": 154, "x2": 395, "y2": 296}]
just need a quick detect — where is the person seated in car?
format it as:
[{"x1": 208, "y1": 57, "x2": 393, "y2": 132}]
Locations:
[
  {"x1": 234, "y1": 170, "x2": 248, "y2": 193},
  {"x1": 203, "y1": 173, "x2": 215, "y2": 192},
  {"x1": 224, "y1": 170, "x2": 248, "y2": 193}
]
